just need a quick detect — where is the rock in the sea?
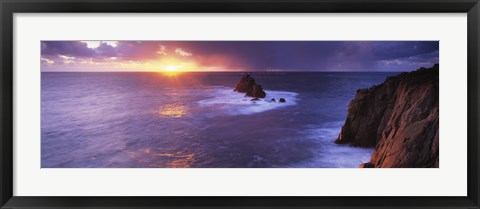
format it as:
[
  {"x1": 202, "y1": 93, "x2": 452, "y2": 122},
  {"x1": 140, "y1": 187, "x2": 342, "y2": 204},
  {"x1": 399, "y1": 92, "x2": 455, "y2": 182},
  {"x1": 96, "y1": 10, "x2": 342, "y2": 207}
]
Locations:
[
  {"x1": 279, "y1": 98, "x2": 286, "y2": 103},
  {"x1": 336, "y1": 64, "x2": 439, "y2": 168},
  {"x1": 234, "y1": 74, "x2": 267, "y2": 98},
  {"x1": 247, "y1": 84, "x2": 267, "y2": 98},
  {"x1": 271, "y1": 98, "x2": 276, "y2": 102},
  {"x1": 234, "y1": 74, "x2": 255, "y2": 92}
]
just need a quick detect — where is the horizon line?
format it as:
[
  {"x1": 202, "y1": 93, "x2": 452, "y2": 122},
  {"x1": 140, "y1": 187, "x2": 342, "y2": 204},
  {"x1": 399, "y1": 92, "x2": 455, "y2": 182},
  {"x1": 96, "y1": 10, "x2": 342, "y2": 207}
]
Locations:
[{"x1": 40, "y1": 70, "x2": 410, "y2": 73}]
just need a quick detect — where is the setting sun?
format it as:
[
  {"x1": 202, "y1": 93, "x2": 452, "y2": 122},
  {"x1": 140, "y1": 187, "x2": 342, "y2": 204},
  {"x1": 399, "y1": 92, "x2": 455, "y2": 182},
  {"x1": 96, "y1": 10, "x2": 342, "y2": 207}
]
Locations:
[
  {"x1": 165, "y1": 65, "x2": 178, "y2": 72},
  {"x1": 163, "y1": 65, "x2": 181, "y2": 76},
  {"x1": 156, "y1": 57, "x2": 200, "y2": 76}
]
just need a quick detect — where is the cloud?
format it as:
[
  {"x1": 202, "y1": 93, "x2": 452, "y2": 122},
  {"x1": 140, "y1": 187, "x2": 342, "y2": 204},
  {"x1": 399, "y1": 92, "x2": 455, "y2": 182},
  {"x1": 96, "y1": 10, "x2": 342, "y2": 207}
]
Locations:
[
  {"x1": 41, "y1": 41, "x2": 97, "y2": 58},
  {"x1": 175, "y1": 48, "x2": 192, "y2": 57},
  {"x1": 156, "y1": 45, "x2": 167, "y2": 56},
  {"x1": 104, "y1": 41, "x2": 118, "y2": 47},
  {"x1": 59, "y1": 55, "x2": 75, "y2": 60},
  {"x1": 58, "y1": 55, "x2": 76, "y2": 64},
  {"x1": 371, "y1": 41, "x2": 439, "y2": 60},
  {"x1": 41, "y1": 57, "x2": 55, "y2": 65},
  {"x1": 41, "y1": 41, "x2": 439, "y2": 72},
  {"x1": 375, "y1": 50, "x2": 439, "y2": 71},
  {"x1": 95, "y1": 42, "x2": 118, "y2": 57},
  {"x1": 41, "y1": 41, "x2": 161, "y2": 61},
  {"x1": 194, "y1": 54, "x2": 246, "y2": 71},
  {"x1": 82, "y1": 41, "x2": 101, "y2": 48},
  {"x1": 82, "y1": 41, "x2": 118, "y2": 48}
]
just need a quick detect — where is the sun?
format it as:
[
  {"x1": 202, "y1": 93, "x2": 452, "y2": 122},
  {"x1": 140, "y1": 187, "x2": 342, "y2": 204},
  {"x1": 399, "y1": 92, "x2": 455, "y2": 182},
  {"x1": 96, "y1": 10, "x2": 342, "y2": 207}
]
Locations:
[
  {"x1": 154, "y1": 57, "x2": 199, "y2": 76},
  {"x1": 165, "y1": 65, "x2": 178, "y2": 72},
  {"x1": 161, "y1": 64, "x2": 183, "y2": 76}
]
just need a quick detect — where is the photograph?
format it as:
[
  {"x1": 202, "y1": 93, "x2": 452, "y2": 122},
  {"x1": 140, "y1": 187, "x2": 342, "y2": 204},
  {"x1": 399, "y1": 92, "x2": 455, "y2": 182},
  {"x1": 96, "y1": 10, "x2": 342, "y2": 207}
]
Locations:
[{"x1": 40, "y1": 41, "x2": 439, "y2": 168}]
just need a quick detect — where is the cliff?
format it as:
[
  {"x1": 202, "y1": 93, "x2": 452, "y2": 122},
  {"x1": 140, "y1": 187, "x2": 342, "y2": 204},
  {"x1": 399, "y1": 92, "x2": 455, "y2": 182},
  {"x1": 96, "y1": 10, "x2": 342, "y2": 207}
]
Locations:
[{"x1": 335, "y1": 64, "x2": 439, "y2": 168}]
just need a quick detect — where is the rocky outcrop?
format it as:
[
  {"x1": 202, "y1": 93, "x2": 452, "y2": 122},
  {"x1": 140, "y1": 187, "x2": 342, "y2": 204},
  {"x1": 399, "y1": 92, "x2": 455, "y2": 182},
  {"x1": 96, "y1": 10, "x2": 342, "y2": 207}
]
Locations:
[
  {"x1": 234, "y1": 74, "x2": 266, "y2": 98},
  {"x1": 336, "y1": 64, "x2": 439, "y2": 168}
]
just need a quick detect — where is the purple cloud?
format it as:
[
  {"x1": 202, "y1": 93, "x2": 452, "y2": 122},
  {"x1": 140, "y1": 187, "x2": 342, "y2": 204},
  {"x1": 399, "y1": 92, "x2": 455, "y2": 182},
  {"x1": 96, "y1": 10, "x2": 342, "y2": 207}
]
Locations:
[{"x1": 40, "y1": 41, "x2": 439, "y2": 72}]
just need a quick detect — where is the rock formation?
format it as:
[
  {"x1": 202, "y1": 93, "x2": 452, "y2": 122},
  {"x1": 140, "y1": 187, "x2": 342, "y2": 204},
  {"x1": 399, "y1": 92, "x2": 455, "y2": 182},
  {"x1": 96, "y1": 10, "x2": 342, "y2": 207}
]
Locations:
[
  {"x1": 336, "y1": 64, "x2": 439, "y2": 168},
  {"x1": 234, "y1": 74, "x2": 266, "y2": 98}
]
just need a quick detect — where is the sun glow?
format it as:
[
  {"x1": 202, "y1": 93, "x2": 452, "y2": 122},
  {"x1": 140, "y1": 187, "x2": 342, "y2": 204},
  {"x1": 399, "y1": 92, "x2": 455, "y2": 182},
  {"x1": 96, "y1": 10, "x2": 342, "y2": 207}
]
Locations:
[
  {"x1": 154, "y1": 57, "x2": 199, "y2": 76},
  {"x1": 165, "y1": 65, "x2": 178, "y2": 72},
  {"x1": 162, "y1": 65, "x2": 182, "y2": 76}
]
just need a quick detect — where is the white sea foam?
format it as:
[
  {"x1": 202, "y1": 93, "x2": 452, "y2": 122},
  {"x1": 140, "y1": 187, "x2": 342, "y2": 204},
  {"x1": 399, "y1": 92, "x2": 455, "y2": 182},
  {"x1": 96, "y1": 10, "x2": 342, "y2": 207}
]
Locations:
[
  {"x1": 291, "y1": 123, "x2": 375, "y2": 168},
  {"x1": 197, "y1": 87, "x2": 299, "y2": 116}
]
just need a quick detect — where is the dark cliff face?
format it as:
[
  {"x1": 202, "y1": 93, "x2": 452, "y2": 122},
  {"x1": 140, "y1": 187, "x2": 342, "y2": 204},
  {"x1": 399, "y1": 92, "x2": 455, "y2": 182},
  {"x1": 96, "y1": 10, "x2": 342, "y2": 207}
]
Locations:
[{"x1": 336, "y1": 64, "x2": 439, "y2": 168}]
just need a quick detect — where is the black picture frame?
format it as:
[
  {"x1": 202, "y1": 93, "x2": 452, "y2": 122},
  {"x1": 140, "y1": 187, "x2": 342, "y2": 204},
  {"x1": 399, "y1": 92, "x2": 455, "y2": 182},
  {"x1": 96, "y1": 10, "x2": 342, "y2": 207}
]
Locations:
[{"x1": 1, "y1": 0, "x2": 479, "y2": 208}]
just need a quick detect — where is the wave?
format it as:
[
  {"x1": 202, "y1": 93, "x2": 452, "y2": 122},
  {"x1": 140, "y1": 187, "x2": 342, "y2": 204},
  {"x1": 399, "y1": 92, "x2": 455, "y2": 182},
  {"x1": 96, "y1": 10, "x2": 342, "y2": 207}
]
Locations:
[
  {"x1": 290, "y1": 123, "x2": 375, "y2": 168},
  {"x1": 197, "y1": 87, "x2": 299, "y2": 116}
]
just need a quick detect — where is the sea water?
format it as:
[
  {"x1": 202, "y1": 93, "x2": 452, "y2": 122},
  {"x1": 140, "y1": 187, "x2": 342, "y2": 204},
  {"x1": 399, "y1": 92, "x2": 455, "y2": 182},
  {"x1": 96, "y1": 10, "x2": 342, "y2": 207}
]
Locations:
[{"x1": 41, "y1": 72, "x2": 397, "y2": 168}]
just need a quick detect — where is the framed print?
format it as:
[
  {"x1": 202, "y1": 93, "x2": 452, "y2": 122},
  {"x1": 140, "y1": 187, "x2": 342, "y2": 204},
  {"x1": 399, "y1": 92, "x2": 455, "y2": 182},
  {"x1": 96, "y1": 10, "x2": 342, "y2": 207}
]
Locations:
[{"x1": 1, "y1": 0, "x2": 479, "y2": 208}]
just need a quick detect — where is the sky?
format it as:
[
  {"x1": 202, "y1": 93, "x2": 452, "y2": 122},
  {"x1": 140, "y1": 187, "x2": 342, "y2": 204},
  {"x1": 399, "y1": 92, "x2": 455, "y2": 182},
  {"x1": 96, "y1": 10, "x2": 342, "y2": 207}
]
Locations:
[{"x1": 41, "y1": 41, "x2": 439, "y2": 72}]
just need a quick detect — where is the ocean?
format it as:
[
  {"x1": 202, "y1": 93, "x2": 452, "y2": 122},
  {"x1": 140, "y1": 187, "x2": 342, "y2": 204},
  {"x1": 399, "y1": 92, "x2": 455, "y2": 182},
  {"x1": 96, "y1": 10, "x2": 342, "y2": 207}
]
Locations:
[{"x1": 41, "y1": 71, "x2": 398, "y2": 168}]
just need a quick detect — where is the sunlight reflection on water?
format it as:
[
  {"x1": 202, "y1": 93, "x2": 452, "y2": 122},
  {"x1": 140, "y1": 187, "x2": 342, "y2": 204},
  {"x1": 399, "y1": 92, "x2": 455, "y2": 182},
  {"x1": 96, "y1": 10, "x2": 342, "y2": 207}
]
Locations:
[
  {"x1": 159, "y1": 153, "x2": 196, "y2": 168},
  {"x1": 120, "y1": 145, "x2": 196, "y2": 168},
  {"x1": 158, "y1": 104, "x2": 187, "y2": 117}
]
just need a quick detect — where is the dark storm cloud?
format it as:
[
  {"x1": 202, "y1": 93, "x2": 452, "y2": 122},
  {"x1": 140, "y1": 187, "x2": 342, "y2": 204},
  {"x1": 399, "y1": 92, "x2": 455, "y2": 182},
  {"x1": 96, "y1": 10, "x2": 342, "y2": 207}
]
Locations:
[
  {"x1": 41, "y1": 41, "x2": 439, "y2": 72},
  {"x1": 371, "y1": 41, "x2": 439, "y2": 60},
  {"x1": 42, "y1": 41, "x2": 95, "y2": 57}
]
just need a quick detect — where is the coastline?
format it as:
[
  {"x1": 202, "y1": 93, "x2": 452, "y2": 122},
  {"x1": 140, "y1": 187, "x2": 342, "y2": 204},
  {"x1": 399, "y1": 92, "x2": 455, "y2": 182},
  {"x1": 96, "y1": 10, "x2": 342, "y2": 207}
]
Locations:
[{"x1": 335, "y1": 64, "x2": 439, "y2": 168}]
